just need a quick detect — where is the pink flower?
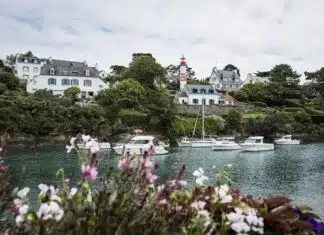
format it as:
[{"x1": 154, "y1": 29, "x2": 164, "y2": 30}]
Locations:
[
  {"x1": 118, "y1": 158, "x2": 132, "y2": 169},
  {"x1": 144, "y1": 159, "x2": 153, "y2": 168},
  {"x1": 146, "y1": 171, "x2": 158, "y2": 183},
  {"x1": 81, "y1": 164, "x2": 98, "y2": 180},
  {"x1": 64, "y1": 177, "x2": 70, "y2": 184}
]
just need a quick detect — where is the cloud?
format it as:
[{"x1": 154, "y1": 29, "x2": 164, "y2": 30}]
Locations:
[{"x1": 1, "y1": 0, "x2": 324, "y2": 83}]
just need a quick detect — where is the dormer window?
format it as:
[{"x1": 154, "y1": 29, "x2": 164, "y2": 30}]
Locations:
[
  {"x1": 208, "y1": 89, "x2": 214, "y2": 94},
  {"x1": 24, "y1": 58, "x2": 28, "y2": 63},
  {"x1": 34, "y1": 59, "x2": 38, "y2": 63},
  {"x1": 85, "y1": 69, "x2": 90, "y2": 76},
  {"x1": 50, "y1": 68, "x2": 55, "y2": 75},
  {"x1": 192, "y1": 88, "x2": 198, "y2": 93},
  {"x1": 200, "y1": 89, "x2": 206, "y2": 94}
]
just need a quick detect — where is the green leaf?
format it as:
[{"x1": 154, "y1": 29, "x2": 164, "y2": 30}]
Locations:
[{"x1": 56, "y1": 168, "x2": 64, "y2": 178}]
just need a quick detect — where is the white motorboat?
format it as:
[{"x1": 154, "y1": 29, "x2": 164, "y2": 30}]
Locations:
[
  {"x1": 275, "y1": 135, "x2": 300, "y2": 145},
  {"x1": 178, "y1": 137, "x2": 192, "y2": 147},
  {"x1": 77, "y1": 139, "x2": 111, "y2": 150},
  {"x1": 212, "y1": 137, "x2": 241, "y2": 151},
  {"x1": 191, "y1": 138, "x2": 217, "y2": 147},
  {"x1": 113, "y1": 135, "x2": 169, "y2": 155},
  {"x1": 240, "y1": 136, "x2": 274, "y2": 152}
]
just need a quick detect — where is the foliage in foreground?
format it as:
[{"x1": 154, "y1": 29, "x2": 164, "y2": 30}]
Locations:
[{"x1": 0, "y1": 136, "x2": 324, "y2": 235}]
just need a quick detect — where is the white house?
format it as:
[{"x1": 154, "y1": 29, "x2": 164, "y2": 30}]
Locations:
[
  {"x1": 175, "y1": 84, "x2": 234, "y2": 106},
  {"x1": 14, "y1": 54, "x2": 45, "y2": 84},
  {"x1": 25, "y1": 59, "x2": 108, "y2": 98},
  {"x1": 243, "y1": 73, "x2": 269, "y2": 86},
  {"x1": 98, "y1": 70, "x2": 108, "y2": 79},
  {"x1": 209, "y1": 67, "x2": 243, "y2": 90}
]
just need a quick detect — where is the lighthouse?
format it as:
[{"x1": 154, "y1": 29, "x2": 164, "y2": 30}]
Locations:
[{"x1": 179, "y1": 55, "x2": 188, "y2": 90}]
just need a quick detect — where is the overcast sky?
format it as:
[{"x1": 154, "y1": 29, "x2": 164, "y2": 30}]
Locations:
[{"x1": 0, "y1": 0, "x2": 323, "y2": 82}]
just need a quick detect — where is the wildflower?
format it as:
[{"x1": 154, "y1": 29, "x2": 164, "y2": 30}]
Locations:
[
  {"x1": 193, "y1": 168, "x2": 208, "y2": 186},
  {"x1": 18, "y1": 204, "x2": 29, "y2": 215},
  {"x1": 191, "y1": 200, "x2": 206, "y2": 210},
  {"x1": 197, "y1": 210, "x2": 212, "y2": 227},
  {"x1": 218, "y1": 184, "x2": 233, "y2": 203},
  {"x1": 38, "y1": 184, "x2": 55, "y2": 197},
  {"x1": 231, "y1": 221, "x2": 251, "y2": 234},
  {"x1": 81, "y1": 164, "x2": 98, "y2": 181},
  {"x1": 146, "y1": 171, "x2": 158, "y2": 183},
  {"x1": 17, "y1": 187, "x2": 29, "y2": 200},
  {"x1": 118, "y1": 157, "x2": 132, "y2": 169},
  {"x1": 66, "y1": 137, "x2": 77, "y2": 153},
  {"x1": 37, "y1": 201, "x2": 64, "y2": 222}
]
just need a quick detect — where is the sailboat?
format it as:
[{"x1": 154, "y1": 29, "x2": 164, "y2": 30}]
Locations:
[{"x1": 190, "y1": 97, "x2": 217, "y2": 148}]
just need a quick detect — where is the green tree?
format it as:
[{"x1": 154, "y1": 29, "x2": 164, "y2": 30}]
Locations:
[
  {"x1": 123, "y1": 55, "x2": 167, "y2": 87},
  {"x1": 225, "y1": 109, "x2": 242, "y2": 133},
  {"x1": 223, "y1": 64, "x2": 240, "y2": 77},
  {"x1": 105, "y1": 65, "x2": 127, "y2": 83},
  {"x1": 0, "y1": 71, "x2": 20, "y2": 91},
  {"x1": 117, "y1": 79, "x2": 145, "y2": 109},
  {"x1": 205, "y1": 115, "x2": 225, "y2": 134},
  {"x1": 304, "y1": 67, "x2": 324, "y2": 106},
  {"x1": 64, "y1": 87, "x2": 81, "y2": 103},
  {"x1": 24, "y1": 51, "x2": 34, "y2": 57},
  {"x1": 233, "y1": 90, "x2": 248, "y2": 101},
  {"x1": 269, "y1": 64, "x2": 300, "y2": 83}
]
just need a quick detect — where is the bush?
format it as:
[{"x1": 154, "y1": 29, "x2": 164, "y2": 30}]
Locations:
[
  {"x1": 285, "y1": 99, "x2": 303, "y2": 108},
  {"x1": 233, "y1": 90, "x2": 248, "y2": 101},
  {"x1": 119, "y1": 109, "x2": 148, "y2": 127},
  {"x1": 305, "y1": 106, "x2": 324, "y2": 115},
  {"x1": 283, "y1": 107, "x2": 304, "y2": 112},
  {"x1": 251, "y1": 101, "x2": 267, "y2": 107}
]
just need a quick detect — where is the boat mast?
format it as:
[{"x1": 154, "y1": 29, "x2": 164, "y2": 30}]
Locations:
[{"x1": 202, "y1": 93, "x2": 205, "y2": 140}]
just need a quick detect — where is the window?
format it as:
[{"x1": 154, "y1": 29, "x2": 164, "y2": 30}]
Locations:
[
  {"x1": 192, "y1": 88, "x2": 198, "y2": 93},
  {"x1": 216, "y1": 84, "x2": 220, "y2": 88},
  {"x1": 200, "y1": 89, "x2": 206, "y2": 93},
  {"x1": 23, "y1": 75, "x2": 29, "y2": 80},
  {"x1": 23, "y1": 66, "x2": 29, "y2": 72},
  {"x1": 72, "y1": 71, "x2": 78, "y2": 75},
  {"x1": 33, "y1": 75, "x2": 38, "y2": 80},
  {"x1": 33, "y1": 67, "x2": 38, "y2": 73},
  {"x1": 220, "y1": 74, "x2": 223, "y2": 80},
  {"x1": 208, "y1": 89, "x2": 214, "y2": 94},
  {"x1": 50, "y1": 68, "x2": 55, "y2": 75},
  {"x1": 85, "y1": 69, "x2": 90, "y2": 76},
  {"x1": 192, "y1": 99, "x2": 199, "y2": 104},
  {"x1": 62, "y1": 79, "x2": 70, "y2": 86},
  {"x1": 63, "y1": 69, "x2": 68, "y2": 75},
  {"x1": 34, "y1": 59, "x2": 38, "y2": 63},
  {"x1": 71, "y1": 79, "x2": 79, "y2": 86},
  {"x1": 88, "y1": 91, "x2": 94, "y2": 97},
  {"x1": 24, "y1": 59, "x2": 28, "y2": 63},
  {"x1": 48, "y1": 78, "x2": 56, "y2": 85},
  {"x1": 133, "y1": 140, "x2": 150, "y2": 144},
  {"x1": 84, "y1": 80, "x2": 92, "y2": 86},
  {"x1": 202, "y1": 99, "x2": 206, "y2": 105},
  {"x1": 209, "y1": 99, "x2": 215, "y2": 105}
]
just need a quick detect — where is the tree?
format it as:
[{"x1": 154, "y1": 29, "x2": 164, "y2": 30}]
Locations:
[
  {"x1": 0, "y1": 60, "x2": 4, "y2": 68},
  {"x1": 123, "y1": 55, "x2": 167, "y2": 87},
  {"x1": 304, "y1": 67, "x2": 324, "y2": 106},
  {"x1": 205, "y1": 115, "x2": 225, "y2": 134},
  {"x1": 166, "y1": 64, "x2": 196, "y2": 80},
  {"x1": 117, "y1": 79, "x2": 145, "y2": 109},
  {"x1": 105, "y1": 65, "x2": 127, "y2": 83},
  {"x1": 255, "y1": 71, "x2": 270, "y2": 77},
  {"x1": 24, "y1": 51, "x2": 34, "y2": 58},
  {"x1": 64, "y1": 87, "x2": 81, "y2": 103},
  {"x1": 269, "y1": 64, "x2": 300, "y2": 83},
  {"x1": 0, "y1": 71, "x2": 20, "y2": 91},
  {"x1": 225, "y1": 109, "x2": 242, "y2": 133},
  {"x1": 223, "y1": 64, "x2": 240, "y2": 77}
]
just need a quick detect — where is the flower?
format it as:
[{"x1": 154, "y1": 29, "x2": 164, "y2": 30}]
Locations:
[
  {"x1": 17, "y1": 187, "x2": 29, "y2": 199},
  {"x1": 66, "y1": 137, "x2": 77, "y2": 153},
  {"x1": 85, "y1": 139, "x2": 100, "y2": 154},
  {"x1": 219, "y1": 184, "x2": 233, "y2": 203},
  {"x1": 146, "y1": 171, "x2": 158, "y2": 183},
  {"x1": 191, "y1": 200, "x2": 206, "y2": 210},
  {"x1": 18, "y1": 204, "x2": 29, "y2": 215},
  {"x1": 15, "y1": 215, "x2": 24, "y2": 226},
  {"x1": 38, "y1": 184, "x2": 55, "y2": 197},
  {"x1": 69, "y1": 187, "x2": 78, "y2": 197},
  {"x1": 37, "y1": 201, "x2": 64, "y2": 222},
  {"x1": 81, "y1": 164, "x2": 98, "y2": 180},
  {"x1": 81, "y1": 134, "x2": 91, "y2": 143},
  {"x1": 118, "y1": 157, "x2": 132, "y2": 169},
  {"x1": 193, "y1": 168, "x2": 208, "y2": 186}
]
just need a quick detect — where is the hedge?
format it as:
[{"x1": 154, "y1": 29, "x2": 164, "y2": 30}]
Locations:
[
  {"x1": 283, "y1": 107, "x2": 304, "y2": 112},
  {"x1": 251, "y1": 101, "x2": 267, "y2": 107}
]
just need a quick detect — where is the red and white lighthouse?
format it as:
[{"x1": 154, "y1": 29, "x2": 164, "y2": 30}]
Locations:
[{"x1": 179, "y1": 55, "x2": 188, "y2": 90}]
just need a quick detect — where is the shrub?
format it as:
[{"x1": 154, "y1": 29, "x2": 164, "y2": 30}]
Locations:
[
  {"x1": 119, "y1": 109, "x2": 148, "y2": 127},
  {"x1": 305, "y1": 107, "x2": 324, "y2": 115},
  {"x1": 251, "y1": 101, "x2": 267, "y2": 107},
  {"x1": 233, "y1": 90, "x2": 248, "y2": 101},
  {"x1": 311, "y1": 115, "x2": 324, "y2": 124},
  {"x1": 284, "y1": 107, "x2": 304, "y2": 112},
  {"x1": 285, "y1": 99, "x2": 303, "y2": 107}
]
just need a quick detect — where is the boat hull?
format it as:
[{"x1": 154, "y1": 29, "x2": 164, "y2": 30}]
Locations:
[
  {"x1": 275, "y1": 140, "x2": 300, "y2": 145},
  {"x1": 113, "y1": 146, "x2": 168, "y2": 155},
  {"x1": 178, "y1": 142, "x2": 192, "y2": 147},
  {"x1": 212, "y1": 144, "x2": 242, "y2": 151},
  {"x1": 240, "y1": 143, "x2": 274, "y2": 152},
  {"x1": 191, "y1": 141, "x2": 215, "y2": 148},
  {"x1": 77, "y1": 142, "x2": 111, "y2": 150}
]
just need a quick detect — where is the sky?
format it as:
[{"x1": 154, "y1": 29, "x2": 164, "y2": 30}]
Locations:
[{"x1": 1, "y1": 0, "x2": 324, "y2": 82}]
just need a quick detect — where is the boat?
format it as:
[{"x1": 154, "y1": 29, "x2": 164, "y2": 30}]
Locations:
[
  {"x1": 113, "y1": 135, "x2": 169, "y2": 155},
  {"x1": 274, "y1": 135, "x2": 300, "y2": 145},
  {"x1": 159, "y1": 140, "x2": 170, "y2": 148},
  {"x1": 178, "y1": 136, "x2": 192, "y2": 147},
  {"x1": 77, "y1": 139, "x2": 111, "y2": 150},
  {"x1": 212, "y1": 137, "x2": 241, "y2": 151},
  {"x1": 240, "y1": 136, "x2": 274, "y2": 152}
]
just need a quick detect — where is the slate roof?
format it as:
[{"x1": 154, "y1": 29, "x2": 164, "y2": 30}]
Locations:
[
  {"x1": 176, "y1": 91, "x2": 188, "y2": 98},
  {"x1": 16, "y1": 54, "x2": 42, "y2": 64},
  {"x1": 184, "y1": 84, "x2": 219, "y2": 94},
  {"x1": 40, "y1": 59, "x2": 99, "y2": 77},
  {"x1": 210, "y1": 68, "x2": 243, "y2": 85}
]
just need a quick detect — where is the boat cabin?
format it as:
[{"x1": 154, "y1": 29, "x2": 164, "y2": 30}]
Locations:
[
  {"x1": 280, "y1": 135, "x2": 292, "y2": 140},
  {"x1": 127, "y1": 136, "x2": 160, "y2": 146},
  {"x1": 245, "y1": 136, "x2": 264, "y2": 143}
]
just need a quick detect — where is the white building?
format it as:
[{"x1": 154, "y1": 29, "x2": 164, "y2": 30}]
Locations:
[
  {"x1": 243, "y1": 73, "x2": 269, "y2": 86},
  {"x1": 175, "y1": 84, "x2": 234, "y2": 105},
  {"x1": 14, "y1": 54, "x2": 45, "y2": 85},
  {"x1": 209, "y1": 67, "x2": 243, "y2": 90}
]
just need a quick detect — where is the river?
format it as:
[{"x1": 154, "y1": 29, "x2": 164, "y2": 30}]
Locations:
[{"x1": 4, "y1": 143, "x2": 324, "y2": 217}]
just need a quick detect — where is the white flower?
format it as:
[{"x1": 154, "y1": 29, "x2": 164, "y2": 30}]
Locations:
[
  {"x1": 18, "y1": 205, "x2": 29, "y2": 215},
  {"x1": 54, "y1": 208, "x2": 64, "y2": 221},
  {"x1": 17, "y1": 187, "x2": 29, "y2": 199},
  {"x1": 220, "y1": 194, "x2": 233, "y2": 203},
  {"x1": 191, "y1": 200, "x2": 206, "y2": 210},
  {"x1": 87, "y1": 192, "x2": 92, "y2": 202},
  {"x1": 37, "y1": 201, "x2": 64, "y2": 221},
  {"x1": 50, "y1": 194, "x2": 62, "y2": 203},
  {"x1": 43, "y1": 214, "x2": 53, "y2": 220},
  {"x1": 69, "y1": 187, "x2": 78, "y2": 197},
  {"x1": 218, "y1": 184, "x2": 232, "y2": 203},
  {"x1": 70, "y1": 137, "x2": 77, "y2": 146},
  {"x1": 66, "y1": 137, "x2": 77, "y2": 153},
  {"x1": 193, "y1": 168, "x2": 208, "y2": 186},
  {"x1": 15, "y1": 215, "x2": 24, "y2": 226},
  {"x1": 81, "y1": 134, "x2": 91, "y2": 143},
  {"x1": 14, "y1": 198, "x2": 23, "y2": 207},
  {"x1": 157, "y1": 185, "x2": 165, "y2": 192},
  {"x1": 231, "y1": 221, "x2": 250, "y2": 234},
  {"x1": 197, "y1": 210, "x2": 211, "y2": 227}
]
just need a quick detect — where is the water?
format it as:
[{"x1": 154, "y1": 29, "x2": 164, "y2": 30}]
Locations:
[{"x1": 4, "y1": 144, "x2": 324, "y2": 217}]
